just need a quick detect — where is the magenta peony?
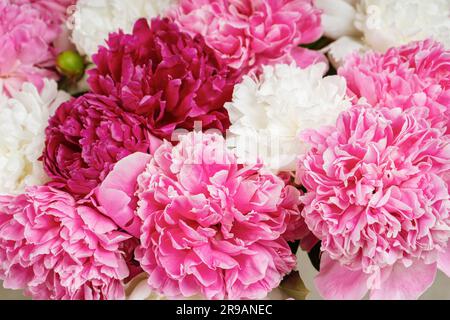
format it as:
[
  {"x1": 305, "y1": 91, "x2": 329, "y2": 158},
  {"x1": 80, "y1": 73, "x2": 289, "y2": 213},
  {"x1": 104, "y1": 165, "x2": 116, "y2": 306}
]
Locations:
[
  {"x1": 0, "y1": 0, "x2": 73, "y2": 96},
  {"x1": 97, "y1": 132, "x2": 302, "y2": 299},
  {"x1": 88, "y1": 18, "x2": 235, "y2": 141},
  {"x1": 298, "y1": 106, "x2": 450, "y2": 299},
  {"x1": 339, "y1": 39, "x2": 450, "y2": 133},
  {"x1": 42, "y1": 94, "x2": 161, "y2": 198},
  {"x1": 0, "y1": 186, "x2": 130, "y2": 300},
  {"x1": 169, "y1": 0, "x2": 323, "y2": 73}
]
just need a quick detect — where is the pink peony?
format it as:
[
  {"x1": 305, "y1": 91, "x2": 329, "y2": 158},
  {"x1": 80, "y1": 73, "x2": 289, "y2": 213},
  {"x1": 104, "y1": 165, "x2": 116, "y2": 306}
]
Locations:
[
  {"x1": 339, "y1": 39, "x2": 450, "y2": 133},
  {"x1": 88, "y1": 18, "x2": 236, "y2": 141},
  {"x1": 43, "y1": 94, "x2": 161, "y2": 198},
  {"x1": 95, "y1": 152, "x2": 153, "y2": 238},
  {"x1": 276, "y1": 172, "x2": 318, "y2": 251},
  {"x1": 0, "y1": 186, "x2": 130, "y2": 300},
  {"x1": 14, "y1": 0, "x2": 76, "y2": 26},
  {"x1": 0, "y1": 0, "x2": 73, "y2": 96},
  {"x1": 298, "y1": 106, "x2": 450, "y2": 299},
  {"x1": 98, "y1": 132, "x2": 301, "y2": 299},
  {"x1": 169, "y1": 0, "x2": 324, "y2": 73}
]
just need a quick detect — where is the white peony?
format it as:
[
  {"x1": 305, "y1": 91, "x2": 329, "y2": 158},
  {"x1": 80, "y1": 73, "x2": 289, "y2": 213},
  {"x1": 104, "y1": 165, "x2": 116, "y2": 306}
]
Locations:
[
  {"x1": 355, "y1": 0, "x2": 450, "y2": 52},
  {"x1": 316, "y1": 0, "x2": 450, "y2": 67},
  {"x1": 225, "y1": 63, "x2": 350, "y2": 173},
  {"x1": 71, "y1": 0, "x2": 177, "y2": 59},
  {"x1": 0, "y1": 80, "x2": 70, "y2": 195}
]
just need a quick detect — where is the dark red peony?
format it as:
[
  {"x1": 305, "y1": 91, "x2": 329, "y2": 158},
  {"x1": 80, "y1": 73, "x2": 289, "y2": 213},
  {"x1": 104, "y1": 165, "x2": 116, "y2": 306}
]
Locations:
[
  {"x1": 43, "y1": 94, "x2": 158, "y2": 198},
  {"x1": 88, "y1": 18, "x2": 236, "y2": 140}
]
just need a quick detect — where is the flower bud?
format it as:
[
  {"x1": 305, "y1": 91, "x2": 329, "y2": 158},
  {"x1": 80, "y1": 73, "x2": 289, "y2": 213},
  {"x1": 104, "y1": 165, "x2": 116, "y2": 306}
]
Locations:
[{"x1": 56, "y1": 50, "x2": 85, "y2": 79}]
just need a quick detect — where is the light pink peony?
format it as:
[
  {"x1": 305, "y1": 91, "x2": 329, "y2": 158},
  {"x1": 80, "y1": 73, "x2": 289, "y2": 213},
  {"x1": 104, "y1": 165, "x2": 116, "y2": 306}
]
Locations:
[
  {"x1": 0, "y1": 186, "x2": 131, "y2": 300},
  {"x1": 169, "y1": 0, "x2": 323, "y2": 74},
  {"x1": 339, "y1": 39, "x2": 450, "y2": 133},
  {"x1": 0, "y1": 0, "x2": 73, "y2": 96},
  {"x1": 98, "y1": 132, "x2": 301, "y2": 299},
  {"x1": 298, "y1": 106, "x2": 450, "y2": 299},
  {"x1": 14, "y1": 0, "x2": 76, "y2": 26},
  {"x1": 96, "y1": 152, "x2": 155, "y2": 238}
]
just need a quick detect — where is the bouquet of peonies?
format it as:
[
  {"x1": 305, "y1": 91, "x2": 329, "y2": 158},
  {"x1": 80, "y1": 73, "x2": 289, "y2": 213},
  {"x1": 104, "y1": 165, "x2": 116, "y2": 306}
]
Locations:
[{"x1": 0, "y1": 0, "x2": 449, "y2": 301}]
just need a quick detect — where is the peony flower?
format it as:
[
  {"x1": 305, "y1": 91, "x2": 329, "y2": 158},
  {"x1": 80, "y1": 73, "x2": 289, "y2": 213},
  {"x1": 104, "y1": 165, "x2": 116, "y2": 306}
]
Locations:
[
  {"x1": 97, "y1": 132, "x2": 301, "y2": 300},
  {"x1": 354, "y1": 0, "x2": 450, "y2": 52},
  {"x1": 0, "y1": 80, "x2": 70, "y2": 195},
  {"x1": 0, "y1": 0, "x2": 72, "y2": 96},
  {"x1": 88, "y1": 18, "x2": 235, "y2": 140},
  {"x1": 42, "y1": 93, "x2": 160, "y2": 198},
  {"x1": 169, "y1": 0, "x2": 324, "y2": 74},
  {"x1": 225, "y1": 63, "x2": 350, "y2": 174},
  {"x1": 0, "y1": 186, "x2": 131, "y2": 300},
  {"x1": 15, "y1": 0, "x2": 76, "y2": 26},
  {"x1": 316, "y1": 0, "x2": 450, "y2": 67},
  {"x1": 339, "y1": 39, "x2": 450, "y2": 133},
  {"x1": 298, "y1": 106, "x2": 450, "y2": 299},
  {"x1": 71, "y1": 0, "x2": 177, "y2": 59}
]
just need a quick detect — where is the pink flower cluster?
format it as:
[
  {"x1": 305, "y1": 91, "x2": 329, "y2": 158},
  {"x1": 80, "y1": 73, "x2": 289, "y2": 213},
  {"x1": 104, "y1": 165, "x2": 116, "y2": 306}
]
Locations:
[
  {"x1": 299, "y1": 106, "x2": 450, "y2": 299},
  {"x1": 0, "y1": 0, "x2": 74, "y2": 96},
  {"x1": 298, "y1": 39, "x2": 450, "y2": 300},
  {"x1": 169, "y1": 0, "x2": 324, "y2": 74},
  {"x1": 30, "y1": 10, "x2": 321, "y2": 299},
  {"x1": 0, "y1": 186, "x2": 130, "y2": 300},
  {"x1": 97, "y1": 132, "x2": 301, "y2": 299},
  {"x1": 2, "y1": 0, "x2": 450, "y2": 302}
]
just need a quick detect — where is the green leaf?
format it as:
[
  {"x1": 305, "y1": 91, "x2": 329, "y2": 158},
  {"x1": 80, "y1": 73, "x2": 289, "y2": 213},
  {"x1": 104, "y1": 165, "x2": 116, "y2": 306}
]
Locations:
[
  {"x1": 279, "y1": 271, "x2": 309, "y2": 300},
  {"x1": 301, "y1": 37, "x2": 333, "y2": 50}
]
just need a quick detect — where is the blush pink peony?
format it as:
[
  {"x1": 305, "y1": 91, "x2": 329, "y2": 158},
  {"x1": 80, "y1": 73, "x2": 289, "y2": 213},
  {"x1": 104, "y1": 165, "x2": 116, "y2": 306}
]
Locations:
[
  {"x1": 0, "y1": 186, "x2": 131, "y2": 300},
  {"x1": 0, "y1": 0, "x2": 73, "y2": 96},
  {"x1": 14, "y1": 0, "x2": 76, "y2": 26},
  {"x1": 97, "y1": 132, "x2": 302, "y2": 299},
  {"x1": 339, "y1": 39, "x2": 450, "y2": 133},
  {"x1": 88, "y1": 18, "x2": 236, "y2": 141},
  {"x1": 298, "y1": 106, "x2": 450, "y2": 299},
  {"x1": 169, "y1": 0, "x2": 324, "y2": 74},
  {"x1": 43, "y1": 94, "x2": 161, "y2": 198}
]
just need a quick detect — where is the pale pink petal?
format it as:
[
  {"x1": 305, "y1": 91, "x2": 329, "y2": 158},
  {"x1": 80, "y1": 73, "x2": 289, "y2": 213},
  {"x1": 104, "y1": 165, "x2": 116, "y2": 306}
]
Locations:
[
  {"x1": 370, "y1": 261, "x2": 437, "y2": 300},
  {"x1": 438, "y1": 245, "x2": 450, "y2": 278},
  {"x1": 315, "y1": 253, "x2": 369, "y2": 300},
  {"x1": 96, "y1": 152, "x2": 151, "y2": 237},
  {"x1": 290, "y1": 47, "x2": 329, "y2": 71}
]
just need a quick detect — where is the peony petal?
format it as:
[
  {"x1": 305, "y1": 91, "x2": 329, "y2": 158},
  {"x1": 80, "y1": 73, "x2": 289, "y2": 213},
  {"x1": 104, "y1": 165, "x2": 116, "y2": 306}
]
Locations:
[
  {"x1": 314, "y1": 0, "x2": 359, "y2": 39},
  {"x1": 315, "y1": 253, "x2": 369, "y2": 300},
  {"x1": 370, "y1": 261, "x2": 437, "y2": 300},
  {"x1": 437, "y1": 245, "x2": 450, "y2": 278},
  {"x1": 326, "y1": 36, "x2": 366, "y2": 69},
  {"x1": 96, "y1": 152, "x2": 151, "y2": 237}
]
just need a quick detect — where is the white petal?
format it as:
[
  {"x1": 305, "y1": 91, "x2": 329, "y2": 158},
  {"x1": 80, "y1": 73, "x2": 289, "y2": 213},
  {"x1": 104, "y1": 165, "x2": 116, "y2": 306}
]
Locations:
[
  {"x1": 326, "y1": 36, "x2": 367, "y2": 69},
  {"x1": 355, "y1": 0, "x2": 450, "y2": 52},
  {"x1": 71, "y1": 0, "x2": 177, "y2": 59},
  {"x1": 314, "y1": 0, "x2": 359, "y2": 39},
  {"x1": 0, "y1": 80, "x2": 69, "y2": 195}
]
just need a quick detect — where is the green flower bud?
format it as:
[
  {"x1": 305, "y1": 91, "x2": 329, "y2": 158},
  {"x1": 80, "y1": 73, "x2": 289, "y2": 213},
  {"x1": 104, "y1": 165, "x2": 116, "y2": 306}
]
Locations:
[{"x1": 56, "y1": 50, "x2": 85, "y2": 79}]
